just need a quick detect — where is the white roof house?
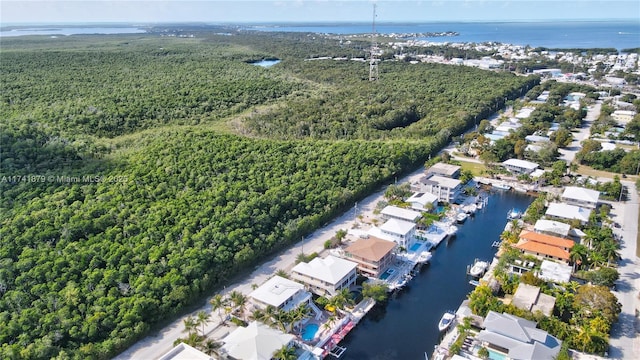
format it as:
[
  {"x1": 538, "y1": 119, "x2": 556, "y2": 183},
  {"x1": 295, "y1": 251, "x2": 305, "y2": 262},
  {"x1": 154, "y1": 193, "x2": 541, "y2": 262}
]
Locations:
[
  {"x1": 406, "y1": 192, "x2": 439, "y2": 212},
  {"x1": 291, "y1": 255, "x2": 357, "y2": 296},
  {"x1": 538, "y1": 260, "x2": 572, "y2": 284},
  {"x1": 249, "y1": 275, "x2": 311, "y2": 312},
  {"x1": 515, "y1": 107, "x2": 535, "y2": 119},
  {"x1": 415, "y1": 174, "x2": 462, "y2": 203},
  {"x1": 380, "y1": 205, "x2": 422, "y2": 222},
  {"x1": 476, "y1": 311, "x2": 562, "y2": 360},
  {"x1": 612, "y1": 109, "x2": 637, "y2": 125},
  {"x1": 545, "y1": 202, "x2": 592, "y2": 224},
  {"x1": 561, "y1": 186, "x2": 600, "y2": 209},
  {"x1": 376, "y1": 218, "x2": 417, "y2": 248},
  {"x1": 159, "y1": 343, "x2": 214, "y2": 360},
  {"x1": 221, "y1": 321, "x2": 295, "y2": 360},
  {"x1": 534, "y1": 219, "x2": 571, "y2": 238},
  {"x1": 502, "y1": 159, "x2": 539, "y2": 175}
]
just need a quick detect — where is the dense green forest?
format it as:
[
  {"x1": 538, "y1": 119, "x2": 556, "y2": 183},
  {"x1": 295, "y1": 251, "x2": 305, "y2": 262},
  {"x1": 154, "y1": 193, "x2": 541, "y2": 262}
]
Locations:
[{"x1": 0, "y1": 32, "x2": 537, "y2": 359}]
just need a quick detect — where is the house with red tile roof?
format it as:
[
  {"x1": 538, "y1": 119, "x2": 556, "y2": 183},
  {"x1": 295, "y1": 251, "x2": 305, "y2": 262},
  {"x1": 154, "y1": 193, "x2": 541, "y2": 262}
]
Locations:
[{"x1": 514, "y1": 230, "x2": 575, "y2": 264}]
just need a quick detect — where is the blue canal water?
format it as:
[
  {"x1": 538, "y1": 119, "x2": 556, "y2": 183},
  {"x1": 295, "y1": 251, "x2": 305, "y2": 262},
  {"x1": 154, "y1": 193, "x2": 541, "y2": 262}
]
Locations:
[{"x1": 337, "y1": 190, "x2": 533, "y2": 360}]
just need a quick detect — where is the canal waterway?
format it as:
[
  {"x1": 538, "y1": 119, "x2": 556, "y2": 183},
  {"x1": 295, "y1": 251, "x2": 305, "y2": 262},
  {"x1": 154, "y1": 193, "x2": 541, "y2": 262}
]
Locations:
[{"x1": 338, "y1": 190, "x2": 533, "y2": 360}]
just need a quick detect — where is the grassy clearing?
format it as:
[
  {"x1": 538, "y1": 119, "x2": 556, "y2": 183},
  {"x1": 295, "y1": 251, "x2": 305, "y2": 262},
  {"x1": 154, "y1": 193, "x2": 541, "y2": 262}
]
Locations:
[{"x1": 458, "y1": 161, "x2": 488, "y2": 176}]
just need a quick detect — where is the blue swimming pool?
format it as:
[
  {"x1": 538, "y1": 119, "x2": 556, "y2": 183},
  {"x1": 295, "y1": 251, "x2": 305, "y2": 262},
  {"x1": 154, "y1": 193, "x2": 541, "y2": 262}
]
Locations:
[
  {"x1": 302, "y1": 323, "x2": 319, "y2": 341},
  {"x1": 380, "y1": 268, "x2": 395, "y2": 280},
  {"x1": 409, "y1": 242, "x2": 421, "y2": 252},
  {"x1": 487, "y1": 349, "x2": 507, "y2": 360}
]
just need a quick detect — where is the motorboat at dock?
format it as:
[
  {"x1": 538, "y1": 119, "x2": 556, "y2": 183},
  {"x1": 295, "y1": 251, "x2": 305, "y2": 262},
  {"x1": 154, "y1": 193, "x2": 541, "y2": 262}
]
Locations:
[
  {"x1": 468, "y1": 260, "x2": 490, "y2": 277},
  {"x1": 437, "y1": 311, "x2": 456, "y2": 332}
]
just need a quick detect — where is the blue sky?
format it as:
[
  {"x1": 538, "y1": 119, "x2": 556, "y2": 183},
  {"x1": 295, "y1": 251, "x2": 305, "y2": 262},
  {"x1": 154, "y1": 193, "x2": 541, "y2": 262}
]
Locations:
[{"x1": 2, "y1": 1, "x2": 639, "y2": 24}]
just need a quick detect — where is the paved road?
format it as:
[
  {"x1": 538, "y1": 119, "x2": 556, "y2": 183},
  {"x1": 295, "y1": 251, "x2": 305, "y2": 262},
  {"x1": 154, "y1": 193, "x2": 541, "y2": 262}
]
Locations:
[
  {"x1": 114, "y1": 167, "x2": 428, "y2": 360},
  {"x1": 558, "y1": 100, "x2": 601, "y2": 163},
  {"x1": 607, "y1": 181, "x2": 640, "y2": 360}
]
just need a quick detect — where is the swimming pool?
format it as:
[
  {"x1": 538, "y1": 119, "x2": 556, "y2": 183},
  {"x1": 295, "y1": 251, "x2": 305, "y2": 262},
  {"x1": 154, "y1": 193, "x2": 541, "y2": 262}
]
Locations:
[
  {"x1": 409, "y1": 242, "x2": 422, "y2": 252},
  {"x1": 302, "y1": 323, "x2": 319, "y2": 341},
  {"x1": 380, "y1": 268, "x2": 395, "y2": 280},
  {"x1": 487, "y1": 348, "x2": 507, "y2": 360}
]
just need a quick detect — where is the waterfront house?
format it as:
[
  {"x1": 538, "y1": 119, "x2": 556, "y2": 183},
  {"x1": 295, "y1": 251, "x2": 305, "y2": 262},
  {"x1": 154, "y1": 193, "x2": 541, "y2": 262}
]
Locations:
[
  {"x1": 511, "y1": 284, "x2": 556, "y2": 317},
  {"x1": 533, "y1": 219, "x2": 570, "y2": 238},
  {"x1": 249, "y1": 275, "x2": 312, "y2": 312},
  {"x1": 476, "y1": 311, "x2": 562, "y2": 360},
  {"x1": 561, "y1": 186, "x2": 600, "y2": 209},
  {"x1": 343, "y1": 236, "x2": 396, "y2": 278},
  {"x1": 514, "y1": 230, "x2": 574, "y2": 264},
  {"x1": 220, "y1": 321, "x2": 295, "y2": 360},
  {"x1": 291, "y1": 255, "x2": 357, "y2": 297},
  {"x1": 426, "y1": 162, "x2": 461, "y2": 179},
  {"x1": 159, "y1": 343, "x2": 214, "y2": 360},
  {"x1": 372, "y1": 218, "x2": 417, "y2": 249},
  {"x1": 502, "y1": 159, "x2": 539, "y2": 175},
  {"x1": 414, "y1": 174, "x2": 462, "y2": 204},
  {"x1": 406, "y1": 192, "x2": 439, "y2": 212},
  {"x1": 380, "y1": 205, "x2": 422, "y2": 223},
  {"x1": 545, "y1": 202, "x2": 591, "y2": 225},
  {"x1": 538, "y1": 260, "x2": 573, "y2": 284}
]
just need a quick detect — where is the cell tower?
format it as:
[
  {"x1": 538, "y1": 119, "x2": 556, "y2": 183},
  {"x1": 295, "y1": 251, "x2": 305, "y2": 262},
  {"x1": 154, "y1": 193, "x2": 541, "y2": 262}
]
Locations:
[{"x1": 369, "y1": 4, "x2": 379, "y2": 82}]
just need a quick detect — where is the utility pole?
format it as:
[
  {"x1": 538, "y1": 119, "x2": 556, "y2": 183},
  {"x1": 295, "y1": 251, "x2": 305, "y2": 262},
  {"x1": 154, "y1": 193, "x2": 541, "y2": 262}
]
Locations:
[{"x1": 369, "y1": 4, "x2": 379, "y2": 82}]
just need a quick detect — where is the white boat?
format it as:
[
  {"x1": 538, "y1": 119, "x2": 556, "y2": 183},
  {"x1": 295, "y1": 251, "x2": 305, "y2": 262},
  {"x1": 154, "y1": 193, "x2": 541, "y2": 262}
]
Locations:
[
  {"x1": 507, "y1": 208, "x2": 522, "y2": 220},
  {"x1": 456, "y1": 212, "x2": 468, "y2": 223},
  {"x1": 446, "y1": 225, "x2": 458, "y2": 237},
  {"x1": 493, "y1": 182, "x2": 511, "y2": 190},
  {"x1": 469, "y1": 260, "x2": 490, "y2": 277},
  {"x1": 438, "y1": 311, "x2": 456, "y2": 332},
  {"x1": 418, "y1": 251, "x2": 432, "y2": 264}
]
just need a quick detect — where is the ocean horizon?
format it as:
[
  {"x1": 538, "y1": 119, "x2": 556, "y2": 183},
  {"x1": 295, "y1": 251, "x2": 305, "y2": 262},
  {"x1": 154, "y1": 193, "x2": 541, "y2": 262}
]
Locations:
[{"x1": 2, "y1": 20, "x2": 638, "y2": 50}]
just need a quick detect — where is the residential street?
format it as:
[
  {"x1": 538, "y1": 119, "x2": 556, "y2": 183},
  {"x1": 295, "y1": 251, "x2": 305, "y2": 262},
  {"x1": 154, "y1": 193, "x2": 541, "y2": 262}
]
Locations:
[
  {"x1": 607, "y1": 180, "x2": 640, "y2": 360},
  {"x1": 558, "y1": 100, "x2": 601, "y2": 163}
]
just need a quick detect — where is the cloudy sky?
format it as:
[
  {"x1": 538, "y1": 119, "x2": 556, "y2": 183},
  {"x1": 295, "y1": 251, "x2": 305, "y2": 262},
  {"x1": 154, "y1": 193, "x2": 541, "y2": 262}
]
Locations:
[{"x1": 2, "y1": 0, "x2": 639, "y2": 24}]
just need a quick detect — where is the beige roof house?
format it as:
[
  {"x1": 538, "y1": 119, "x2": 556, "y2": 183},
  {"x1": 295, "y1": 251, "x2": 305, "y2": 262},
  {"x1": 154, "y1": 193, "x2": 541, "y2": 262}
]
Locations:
[
  {"x1": 512, "y1": 283, "x2": 556, "y2": 316},
  {"x1": 343, "y1": 236, "x2": 396, "y2": 277}
]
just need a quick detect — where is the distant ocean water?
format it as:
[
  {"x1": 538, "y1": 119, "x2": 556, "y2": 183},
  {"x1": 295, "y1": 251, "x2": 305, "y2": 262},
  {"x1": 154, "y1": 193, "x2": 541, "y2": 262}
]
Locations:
[{"x1": 249, "y1": 21, "x2": 640, "y2": 50}]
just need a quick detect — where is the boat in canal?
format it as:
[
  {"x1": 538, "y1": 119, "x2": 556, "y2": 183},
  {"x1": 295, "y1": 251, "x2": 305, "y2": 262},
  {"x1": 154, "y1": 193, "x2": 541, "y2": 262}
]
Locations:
[
  {"x1": 437, "y1": 311, "x2": 456, "y2": 332},
  {"x1": 493, "y1": 182, "x2": 511, "y2": 190},
  {"x1": 507, "y1": 208, "x2": 522, "y2": 220},
  {"x1": 456, "y1": 212, "x2": 468, "y2": 223},
  {"x1": 468, "y1": 260, "x2": 489, "y2": 277}
]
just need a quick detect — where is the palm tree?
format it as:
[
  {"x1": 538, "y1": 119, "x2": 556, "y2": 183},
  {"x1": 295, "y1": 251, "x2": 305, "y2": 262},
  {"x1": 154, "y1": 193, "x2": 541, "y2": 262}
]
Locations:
[
  {"x1": 196, "y1": 310, "x2": 210, "y2": 336},
  {"x1": 229, "y1": 290, "x2": 248, "y2": 320},
  {"x1": 273, "y1": 345, "x2": 297, "y2": 360},
  {"x1": 589, "y1": 252, "x2": 606, "y2": 269},
  {"x1": 183, "y1": 316, "x2": 197, "y2": 335},
  {"x1": 275, "y1": 269, "x2": 289, "y2": 279},
  {"x1": 323, "y1": 314, "x2": 337, "y2": 331},
  {"x1": 250, "y1": 308, "x2": 267, "y2": 323},
  {"x1": 599, "y1": 240, "x2": 619, "y2": 266},
  {"x1": 570, "y1": 244, "x2": 589, "y2": 271},
  {"x1": 210, "y1": 294, "x2": 228, "y2": 322},
  {"x1": 201, "y1": 339, "x2": 222, "y2": 357}
]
